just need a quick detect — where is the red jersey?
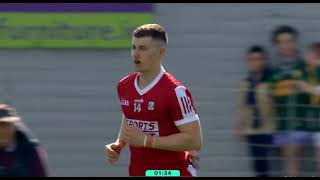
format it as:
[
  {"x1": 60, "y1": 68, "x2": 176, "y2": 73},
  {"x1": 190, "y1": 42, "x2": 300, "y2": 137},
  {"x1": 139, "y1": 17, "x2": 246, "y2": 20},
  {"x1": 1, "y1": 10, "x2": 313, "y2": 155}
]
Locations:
[{"x1": 117, "y1": 66, "x2": 199, "y2": 176}]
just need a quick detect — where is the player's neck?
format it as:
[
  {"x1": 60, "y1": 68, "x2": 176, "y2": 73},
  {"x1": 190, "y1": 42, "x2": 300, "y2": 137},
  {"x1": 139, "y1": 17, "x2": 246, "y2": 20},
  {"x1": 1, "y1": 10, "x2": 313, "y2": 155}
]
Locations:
[
  {"x1": 138, "y1": 65, "x2": 162, "y2": 89},
  {"x1": 250, "y1": 71, "x2": 262, "y2": 81},
  {"x1": 279, "y1": 52, "x2": 298, "y2": 62}
]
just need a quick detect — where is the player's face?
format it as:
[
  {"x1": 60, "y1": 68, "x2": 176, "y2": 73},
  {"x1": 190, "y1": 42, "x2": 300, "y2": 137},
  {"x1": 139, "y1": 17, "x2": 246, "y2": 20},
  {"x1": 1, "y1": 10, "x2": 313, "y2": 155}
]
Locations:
[
  {"x1": 131, "y1": 37, "x2": 162, "y2": 73},
  {"x1": 246, "y1": 53, "x2": 266, "y2": 73},
  {"x1": 0, "y1": 122, "x2": 15, "y2": 148},
  {"x1": 275, "y1": 33, "x2": 298, "y2": 58},
  {"x1": 305, "y1": 50, "x2": 320, "y2": 66}
]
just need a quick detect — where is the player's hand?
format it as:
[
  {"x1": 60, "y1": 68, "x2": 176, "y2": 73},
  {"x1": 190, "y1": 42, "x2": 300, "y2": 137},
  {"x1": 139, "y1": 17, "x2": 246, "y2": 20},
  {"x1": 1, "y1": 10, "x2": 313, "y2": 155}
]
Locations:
[
  {"x1": 290, "y1": 81, "x2": 308, "y2": 92},
  {"x1": 105, "y1": 141, "x2": 122, "y2": 165},
  {"x1": 122, "y1": 124, "x2": 145, "y2": 147},
  {"x1": 189, "y1": 150, "x2": 200, "y2": 169}
]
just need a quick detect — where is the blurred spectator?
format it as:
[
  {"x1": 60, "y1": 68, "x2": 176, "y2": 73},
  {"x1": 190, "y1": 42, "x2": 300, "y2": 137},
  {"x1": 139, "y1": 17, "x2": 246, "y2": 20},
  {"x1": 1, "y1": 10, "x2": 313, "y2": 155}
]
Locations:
[
  {"x1": 271, "y1": 25, "x2": 302, "y2": 65},
  {"x1": 268, "y1": 25, "x2": 311, "y2": 177},
  {"x1": 234, "y1": 45, "x2": 276, "y2": 177},
  {"x1": 0, "y1": 104, "x2": 48, "y2": 177},
  {"x1": 292, "y1": 42, "x2": 320, "y2": 175}
]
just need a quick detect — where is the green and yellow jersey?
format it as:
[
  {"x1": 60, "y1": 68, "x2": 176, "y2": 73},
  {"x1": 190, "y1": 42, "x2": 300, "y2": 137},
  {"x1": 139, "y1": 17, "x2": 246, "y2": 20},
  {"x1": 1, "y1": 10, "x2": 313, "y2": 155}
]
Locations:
[
  {"x1": 304, "y1": 64, "x2": 320, "y2": 131},
  {"x1": 268, "y1": 59, "x2": 309, "y2": 131}
]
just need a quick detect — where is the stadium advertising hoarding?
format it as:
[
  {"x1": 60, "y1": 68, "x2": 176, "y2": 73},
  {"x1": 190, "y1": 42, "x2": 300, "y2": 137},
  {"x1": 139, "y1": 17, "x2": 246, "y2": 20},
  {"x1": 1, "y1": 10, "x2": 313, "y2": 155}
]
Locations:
[{"x1": 0, "y1": 3, "x2": 154, "y2": 48}]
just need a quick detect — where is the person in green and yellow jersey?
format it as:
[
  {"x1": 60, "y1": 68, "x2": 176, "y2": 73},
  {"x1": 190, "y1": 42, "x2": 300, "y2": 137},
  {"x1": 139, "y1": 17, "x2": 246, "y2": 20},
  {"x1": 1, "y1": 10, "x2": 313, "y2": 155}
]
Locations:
[
  {"x1": 268, "y1": 25, "x2": 312, "y2": 177},
  {"x1": 291, "y1": 42, "x2": 320, "y2": 175}
]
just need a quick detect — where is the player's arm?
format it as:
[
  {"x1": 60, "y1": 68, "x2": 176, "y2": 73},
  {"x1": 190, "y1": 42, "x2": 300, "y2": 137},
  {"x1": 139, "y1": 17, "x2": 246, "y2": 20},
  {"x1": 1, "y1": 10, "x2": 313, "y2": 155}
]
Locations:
[
  {"x1": 303, "y1": 83, "x2": 320, "y2": 96},
  {"x1": 234, "y1": 81, "x2": 247, "y2": 134},
  {"x1": 153, "y1": 120, "x2": 202, "y2": 151},
  {"x1": 123, "y1": 118, "x2": 202, "y2": 151},
  {"x1": 105, "y1": 115, "x2": 128, "y2": 164},
  {"x1": 116, "y1": 114, "x2": 128, "y2": 149},
  {"x1": 153, "y1": 86, "x2": 202, "y2": 151},
  {"x1": 292, "y1": 80, "x2": 320, "y2": 96},
  {"x1": 299, "y1": 83, "x2": 319, "y2": 95},
  {"x1": 306, "y1": 85, "x2": 320, "y2": 96},
  {"x1": 105, "y1": 79, "x2": 128, "y2": 164}
]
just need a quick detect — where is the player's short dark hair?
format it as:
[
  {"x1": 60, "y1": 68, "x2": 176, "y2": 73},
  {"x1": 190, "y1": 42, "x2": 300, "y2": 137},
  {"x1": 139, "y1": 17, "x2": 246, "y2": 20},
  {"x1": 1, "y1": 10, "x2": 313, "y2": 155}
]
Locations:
[
  {"x1": 308, "y1": 42, "x2": 320, "y2": 56},
  {"x1": 271, "y1": 25, "x2": 299, "y2": 44},
  {"x1": 246, "y1": 45, "x2": 268, "y2": 55},
  {"x1": 132, "y1": 24, "x2": 168, "y2": 45}
]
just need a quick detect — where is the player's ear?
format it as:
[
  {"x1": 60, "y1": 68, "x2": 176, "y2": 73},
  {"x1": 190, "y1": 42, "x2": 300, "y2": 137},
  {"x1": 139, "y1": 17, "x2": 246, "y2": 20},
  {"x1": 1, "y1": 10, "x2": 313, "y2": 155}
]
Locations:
[{"x1": 159, "y1": 47, "x2": 166, "y2": 57}]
